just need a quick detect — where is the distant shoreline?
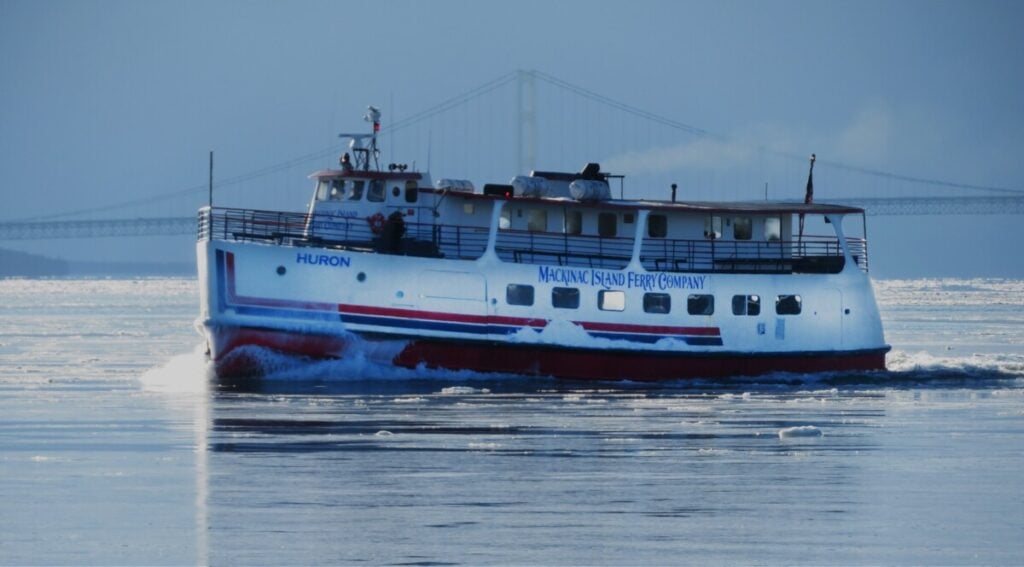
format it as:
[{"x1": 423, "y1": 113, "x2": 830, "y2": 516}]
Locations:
[{"x1": 1, "y1": 247, "x2": 194, "y2": 278}]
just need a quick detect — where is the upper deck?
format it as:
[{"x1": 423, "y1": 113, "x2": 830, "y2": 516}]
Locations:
[{"x1": 198, "y1": 190, "x2": 869, "y2": 275}]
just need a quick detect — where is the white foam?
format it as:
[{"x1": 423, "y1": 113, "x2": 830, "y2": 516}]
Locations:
[
  {"x1": 778, "y1": 425, "x2": 823, "y2": 439},
  {"x1": 138, "y1": 343, "x2": 212, "y2": 393},
  {"x1": 506, "y1": 318, "x2": 692, "y2": 352}
]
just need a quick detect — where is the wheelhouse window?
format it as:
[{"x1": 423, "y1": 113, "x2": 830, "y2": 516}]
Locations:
[
  {"x1": 764, "y1": 216, "x2": 782, "y2": 241},
  {"x1": 648, "y1": 214, "x2": 667, "y2": 238},
  {"x1": 598, "y1": 212, "x2": 617, "y2": 237},
  {"x1": 687, "y1": 294, "x2": 714, "y2": 315},
  {"x1": 643, "y1": 293, "x2": 671, "y2": 314},
  {"x1": 347, "y1": 180, "x2": 365, "y2": 201},
  {"x1": 367, "y1": 179, "x2": 386, "y2": 202},
  {"x1": 704, "y1": 215, "x2": 722, "y2": 239},
  {"x1": 552, "y1": 287, "x2": 580, "y2": 309},
  {"x1": 564, "y1": 210, "x2": 582, "y2": 235},
  {"x1": 506, "y1": 284, "x2": 534, "y2": 306},
  {"x1": 499, "y1": 208, "x2": 511, "y2": 230},
  {"x1": 598, "y1": 290, "x2": 625, "y2": 312},
  {"x1": 527, "y1": 209, "x2": 548, "y2": 232},
  {"x1": 733, "y1": 217, "x2": 752, "y2": 240},
  {"x1": 732, "y1": 294, "x2": 761, "y2": 316},
  {"x1": 315, "y1": 179, "x2": 330, "y2": 201},
  {"x1": 776, "y1": 294, "x2": 802, "y2": 315},
  {"x1": 322, "y1": 179, "x2": 362, "y2": 201},
  {"x1": 405, "y1": 181, "x2": 418, "y2": 203}
]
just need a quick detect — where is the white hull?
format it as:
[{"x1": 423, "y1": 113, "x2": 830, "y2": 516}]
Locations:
[{"x1": 197, "y1": 237, "x2": 889, "y2": 380}]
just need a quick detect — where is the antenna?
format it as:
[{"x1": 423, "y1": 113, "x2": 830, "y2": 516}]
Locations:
[
  {"x1": 208, "y1": 150, "x2": 213, "y2": 208},
  {"x1": 338, "y1": 106, "x2": 383, "y2": 171},
  {"x1": 365, "y1": 105, "x2": 381, "y2": 171}
]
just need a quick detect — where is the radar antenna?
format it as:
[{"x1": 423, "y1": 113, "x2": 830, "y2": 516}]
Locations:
[{"x1": 338, "y1": 106, "x2": 382, "y2": 171}]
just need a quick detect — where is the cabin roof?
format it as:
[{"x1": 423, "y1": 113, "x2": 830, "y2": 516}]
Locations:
[
  {"x1": 420, "y1": 188, "x2": 864, "y2": 215},
  {"x1": 310, "y1": 169, "x2": 423, "y2": 181}
]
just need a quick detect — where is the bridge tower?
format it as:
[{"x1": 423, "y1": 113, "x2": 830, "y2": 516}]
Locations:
[{"x1": 516, "y1": 69, "x2": 536, "y2": 175}]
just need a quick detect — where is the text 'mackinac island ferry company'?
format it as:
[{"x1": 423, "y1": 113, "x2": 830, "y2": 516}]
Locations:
[{"x1": 196, "y1": 107, "x2": 889, "y2": 380}]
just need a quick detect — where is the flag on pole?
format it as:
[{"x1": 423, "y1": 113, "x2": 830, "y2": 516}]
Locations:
[
  {"x1": 798, "y1": 153, "x2": 816, "y2": 240},
  {"x1": 805, "y1": 153, "x2": 816, "y2": 204}
]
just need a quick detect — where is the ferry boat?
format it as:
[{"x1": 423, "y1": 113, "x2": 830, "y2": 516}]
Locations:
[{"x1": 196, "y1": 108, "x2": 889, "y2": 380}]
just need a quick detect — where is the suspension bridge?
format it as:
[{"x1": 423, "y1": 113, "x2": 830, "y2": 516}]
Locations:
[{"x1": 2, "y1": 70, "x2": 1022, "y2": 241}]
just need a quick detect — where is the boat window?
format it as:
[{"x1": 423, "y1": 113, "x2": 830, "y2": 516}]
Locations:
[
  {"x1": 552, "y1": 287, "x2": 580, "y2": 309},
  {"x1": 316, "y1": 180, "x2": 331, "y2": 201},
  {"x1": 329, "y1": 179, "x2": 347, "y2": 201},
  {"x1": 598, "y1": 290, "x2": 626, "y2": 312},
  {"x1": 367, "y1": 180, "x2": 386, "y2": 202},
  {"x1": 648, "y1": 214, "x2": 667, "y2": 238},
  {"x1": 764, "y1": 216, "x2": 782, "y2": 241},
  {"x1": 463, "y1": 203, "x2": 475, "y2": 215},
  {"x1": 598, "y1": 213, "x2": 617, "y2": 237},
  {"x1": 704, "y1": 215, "x2": 722, "y2": 239},
  {"x1": 499, "y1": 208, "x2": 511, "y2": 230},
  {"x1": 734, "y1": 217, "x2": 752, "y2": 240},
  {"x1": 405, "y1": 181, "x2": 418, "y2": 203},
  {"x1": 687, "y1": 294, "x2": 714, "y2": 316},
  {"x1": 564, "y1": 210, "x2": 582, "y2": 235},
  {"x1": 643, "y1": 293, "x2": 671, "y2": 314},
  {"x1": 506, "y1": 284, "x2": 534, "y2": 306},
  {"x1": 527, "y1": 209, "x2": 548, "y2": 232},
  {"x1": 347, "y1": 180, "x2": 365, "y2": 201},
  {"x1": 776, "y1": 294, "x2": 802, "y2": 315},
  {"x1": 732, "y1": 294, "x2": 761, "y2": 316}
]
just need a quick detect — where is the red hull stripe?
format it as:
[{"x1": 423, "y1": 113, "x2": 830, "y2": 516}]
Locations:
[
  {"x1": 218, "y1": 250, "x2": 722, "y2": 339},
  {"x1": 338, "y1": 303, "x2": 547, "y2": 328}
]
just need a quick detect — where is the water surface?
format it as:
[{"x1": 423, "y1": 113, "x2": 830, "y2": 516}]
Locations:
[{"x1": 1, "y1": 278, "x2": 1022, "y2": 565}]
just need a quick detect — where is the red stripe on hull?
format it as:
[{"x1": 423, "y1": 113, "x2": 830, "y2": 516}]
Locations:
[{"x1": 206, "y1": 325, "x2": 886, "y2": 381}]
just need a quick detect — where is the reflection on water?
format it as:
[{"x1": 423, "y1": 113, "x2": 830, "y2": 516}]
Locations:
[{"x1": 197, "y1": 378, "x2": 1022, "y2": 565}]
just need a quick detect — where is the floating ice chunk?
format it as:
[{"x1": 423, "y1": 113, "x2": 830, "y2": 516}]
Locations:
[
  {"x1": 778, "y1": 425, "x2": 823, "y2": 439},
  {"x1": 440, "y1": 386, "x2": 491, "y2": 395},
  {"x1": 375, "y1": 430, "x2": 394, "y2": 437}
]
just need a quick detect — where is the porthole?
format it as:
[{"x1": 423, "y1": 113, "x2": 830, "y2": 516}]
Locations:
[
  {"x1": 276, "y1": 266, "x2": 286, "y2": 276},
  {"x1": 357, "y1": 272, "x2": 367, "y2": 282}
]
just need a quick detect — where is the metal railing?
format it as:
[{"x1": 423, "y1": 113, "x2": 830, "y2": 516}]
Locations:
[
  {"x1": 197, "y1": 207, "x2": 489, "y2": 260},
  {"x1": 639, "y1": 235, "x2": 864, "y2": 274},
  {"x1": 845, "y1": 237, "x2": 869, "y2": 272},
  {"x1": 198, "y1": 207, "x2": 869, "y2": 273},
  {"x1": 495, "y1": 229, "x2": 635, "y2": 270}
]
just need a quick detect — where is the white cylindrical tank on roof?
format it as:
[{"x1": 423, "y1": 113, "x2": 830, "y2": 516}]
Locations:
[
  {"x1": 569, "y1": 179, "x2": 611, "y2": 201},
  {"x1": 510, "y1": 175, "x2": 549, "y2": 197}
]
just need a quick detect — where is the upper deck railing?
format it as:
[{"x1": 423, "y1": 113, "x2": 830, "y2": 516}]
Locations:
[{"x1": 198, "y1": 207, "x2": 867, "y2": 274}]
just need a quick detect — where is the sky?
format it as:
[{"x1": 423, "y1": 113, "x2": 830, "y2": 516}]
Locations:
[{"x1": 1, "y1": 0, "x2": 1023, "y2": 277}]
